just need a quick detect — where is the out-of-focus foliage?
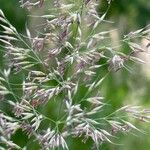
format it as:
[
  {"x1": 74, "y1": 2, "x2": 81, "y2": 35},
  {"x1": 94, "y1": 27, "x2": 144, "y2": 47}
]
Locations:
[
  {"x1": 101, "y1": 0, "x2": 150, "y2": 30},
  {"x1": 0, "y1": 0, "x2": 27, "y2": 31}
]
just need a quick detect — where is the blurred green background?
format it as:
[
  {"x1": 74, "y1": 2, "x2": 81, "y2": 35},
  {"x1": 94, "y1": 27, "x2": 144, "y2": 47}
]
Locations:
[{"x1": 0, "y1": 0, "x2": 150, "y2": 150}]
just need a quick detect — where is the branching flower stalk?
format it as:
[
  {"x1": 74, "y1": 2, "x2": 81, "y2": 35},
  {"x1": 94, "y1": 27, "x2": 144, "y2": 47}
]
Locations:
[{"x1": 0, "y1": 0, "x2": 150, "y2": 149}]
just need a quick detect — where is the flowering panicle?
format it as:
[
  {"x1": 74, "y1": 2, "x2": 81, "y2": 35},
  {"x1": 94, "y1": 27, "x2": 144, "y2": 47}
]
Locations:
[
  {"x1": 38, "y1": 128, "x2": 69, "y2": 150},
  {"x1": 0, "y1": 113, "x2": 21, "y2": 149},
  {"x1": 0, "y1": 0, "x2": 150, "y2": 149}
]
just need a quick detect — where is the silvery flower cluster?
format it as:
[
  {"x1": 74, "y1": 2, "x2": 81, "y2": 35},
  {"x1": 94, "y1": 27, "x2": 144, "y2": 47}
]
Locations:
[{"x1": 0, "y1": 0, "x2": 150, "y2": 149}]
